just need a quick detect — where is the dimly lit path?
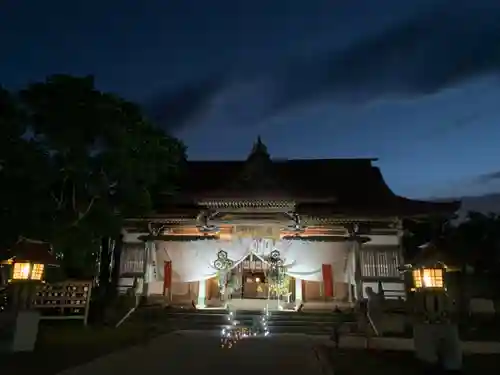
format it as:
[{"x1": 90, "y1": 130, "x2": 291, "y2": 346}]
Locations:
[{"x1": 57, "y1": 331, "x2": 326, "y2": 375}]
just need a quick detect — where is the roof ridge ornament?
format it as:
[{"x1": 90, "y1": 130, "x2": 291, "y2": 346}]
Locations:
[
  {"x1": 232, "y1": 135, "x2": 282, "y2": 188},
  {"x1": 247, "y1": 135, "x2": 270, "y2": 161}
]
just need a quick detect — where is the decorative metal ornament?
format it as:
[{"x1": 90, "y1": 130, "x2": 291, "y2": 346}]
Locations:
[
  {"x1": 214, "y1": 259, "x2": 225, "y2": 270},
  {"x1": 270, "y1": 250, "x2": 280, "y2": 260},
  {"x1": 214, "y1": 249, "x2": 233, "y2": 270}
]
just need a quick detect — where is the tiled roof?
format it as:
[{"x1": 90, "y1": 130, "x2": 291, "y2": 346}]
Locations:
[
  {"x1": 0, "y1": 238, "x2": 58, "y2": 265},
  {"x1": 156, "y1": 158, "x2": 459, "y2": 217},
  {"x1": 155, "y1": 138, "x2": 459, "y2": 217},
  {"x1": 177, "y1": 158, "x2": 377, "y2": 200}
]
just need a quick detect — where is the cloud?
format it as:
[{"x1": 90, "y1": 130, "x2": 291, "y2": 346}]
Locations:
[
  {"x1": 266, "y1": 1, "x2": 500, "y2": 111},
  {"x1": 477, "y1": 170, "x2": 500, "y2": 182},
  {"x1": 147, "y1": 0, "x2": 500, "y2": 130},
  {"x1": 143, "y1": 78, "x2": 224, "y2": 131},
  {"x1": 427, "y1": 170, "x2": 500, "y2": 199}
]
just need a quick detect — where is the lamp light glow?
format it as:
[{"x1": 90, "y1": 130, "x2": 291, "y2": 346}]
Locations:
[
  {"x1": 412, "y1": 268, "x2": 444, "y2": 289},
  {"x1": 12, "y1": 263, "x2": 31, "y2": 280},
  {"x1": 11, "y1": 262, "x2": 45, "y2": 281}
]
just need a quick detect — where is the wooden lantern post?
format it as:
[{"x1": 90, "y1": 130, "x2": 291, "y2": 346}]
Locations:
[
  {"x1": 0, "y1": 238, "x2": 59, "y2": 352},
  {"x1": 405, "y1": 242, "x2": 462, "y2": 372}
]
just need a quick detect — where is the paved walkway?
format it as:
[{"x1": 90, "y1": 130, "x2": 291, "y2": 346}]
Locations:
[
  {"x1": 57, "y1": 331, "x2": 328, "y2": 375},
  {"x1": 56, "y1": 330, "x2": 500, "y2": 375},
  {"x1": 313, "y1": 335, "x2": 500, "y2": 354}
]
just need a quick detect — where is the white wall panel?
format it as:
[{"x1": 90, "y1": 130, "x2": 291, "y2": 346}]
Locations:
[{"x1": 367, "y1": 234, "x2": 399, "y2": 246}]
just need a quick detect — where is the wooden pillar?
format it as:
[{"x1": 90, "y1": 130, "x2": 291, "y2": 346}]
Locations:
[
  {"x1": 396, "y1": 218, "x2": 408, "y2": 299},
  {"x1": 197, "y1": 279, "x2": 206, "y2": 308},
  {"x1": 353, "y1": 239, "x2": 363, "y2": 301},
  {"x1": 348, "y1": 250, "x2": 354, "y2": 303},
  {"x1": 141, "y1": 239, "x2": 151, "y2": 297},
  {"x1": 293, "y1": 277, "x2": 301, "y2": 303},
  {"x1": 301, "y1": 280, "x2": 306, "y2": 302}
]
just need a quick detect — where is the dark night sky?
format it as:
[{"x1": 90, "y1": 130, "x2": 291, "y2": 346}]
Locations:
[{"x1": 2, "y1": 0, "x2": 500, "y2": 199}]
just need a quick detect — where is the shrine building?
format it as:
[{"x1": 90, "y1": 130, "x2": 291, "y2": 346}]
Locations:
[{"x1": 119, "y1": 137, "x2": 459, "y2": 310}]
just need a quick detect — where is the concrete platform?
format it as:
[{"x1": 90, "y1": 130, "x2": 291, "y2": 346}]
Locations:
[{"x1": 56, "y1": 331, "x2": 327, "y2": 375}]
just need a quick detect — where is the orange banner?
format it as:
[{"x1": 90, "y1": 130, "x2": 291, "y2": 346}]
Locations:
[
  {"x1": 322, "y1": 264, "x2": 333, "y2": 297},
  {"x1": 164, "y1": 261, "x2": 172, "y2": 294}
]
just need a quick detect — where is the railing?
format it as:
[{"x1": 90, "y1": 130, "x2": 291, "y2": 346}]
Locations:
[
  {"x1": 115, "y1": 277, "x2": 141, "y2": 328},
  {"x1": 358, "y1": 300, "x2": 380, "y2": 348},
  {"x1": 366, "y1": 309, "x2": 380, "y2": 337}
]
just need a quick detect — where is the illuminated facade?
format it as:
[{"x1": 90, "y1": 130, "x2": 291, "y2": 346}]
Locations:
[{"x1": 119, "y1": 137, "x2": 459, "y2": 309}]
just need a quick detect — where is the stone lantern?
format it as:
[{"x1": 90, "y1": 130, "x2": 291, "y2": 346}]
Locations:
[
  {"x1": 0, "y1": 238, "x2": 58, "y2": 352},
  {"x1": 411, "y1": 264, "x2": 446, "y2": 290},
  {"x1": 405, "y1": 242, "x2": 462, "y2": 372}
]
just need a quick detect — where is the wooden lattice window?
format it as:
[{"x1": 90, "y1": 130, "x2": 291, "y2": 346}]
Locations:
[
  {"x1": 120, "y1": 243, "x2": 144, "y2": 275},
  {"x1": 360, "y1": 248, "x2": 401, "y2": 278}
]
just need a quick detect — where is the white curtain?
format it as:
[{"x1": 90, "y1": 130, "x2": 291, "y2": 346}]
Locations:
[
  {"x1": 154, "y1": 238, "x2": 254, "y2": 282},
  {"x1": 153, "y1": 238, "x2": 350, "y2": 283},
  {"x1": 146, "y1": 241, "x2": 159, "y2": 282},
  {"x1": 345, "y1": 244, "x2": 355, "y2": 284},
  {"x1": 275, "y1": 240, "x2": 349, "y2": 281}
]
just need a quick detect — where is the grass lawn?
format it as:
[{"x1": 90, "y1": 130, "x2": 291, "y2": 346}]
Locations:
[
  {"x1": 0, "y1": 319, "x2": 174, "y2": 375},
  {"x1": 323, "y1": 347, "x2": 500, "y2": 375}
]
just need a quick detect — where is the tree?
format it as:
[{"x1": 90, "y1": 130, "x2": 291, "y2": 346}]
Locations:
[
  {"x1": 7, "y1": 75, "x2": 185, "y2": 284},
  {"x1": 403, "y1": 212, "x2": 500, "y2": 268},
  {"x1": 402, "y1": 216, "x2": 456, "y2": 261},
  {"x1": 404, "y1": 212, "x2": 500, "y2": 303},
  {"x1": 454, "y1": 212, "x2": 500, "y2": 276},
  {"x1": 0, "y1": 87, "x2": 54, "y2": 250}
]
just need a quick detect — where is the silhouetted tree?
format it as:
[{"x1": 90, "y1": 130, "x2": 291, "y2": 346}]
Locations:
[
  {"x1": 402, "y1": 215, "x2": 457, "y2": 261},
  {"x1": 1, "y1": 76, "x2": 186, "y2": 300},
  {"x1": 404, "y1": 212, "x2": 500, "y2": 301},
  {"x1": 454, "y1": 212, "x2": 500, "y2": 279},
  {"x1": 0, "y1": 87, "x2": 54, "y2": 250}
]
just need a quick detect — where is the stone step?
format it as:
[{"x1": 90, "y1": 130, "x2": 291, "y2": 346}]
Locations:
[
  {"x1": 129, "y1": 307, "x2": 357, "y2": 323},
  {"x1": 135, "y1": 321, "x2": 361, "y2": 336},
  {"x1": 128, "y1": 319, "x2": 356, "y2": 333},
  {"x1": 126, "y1": 306, "x2": 359, "y2": 334},
  {"x1": 135, "y1": 305, "x2": 354, "y2": 316},
  {"x1": 148, "y1": 315, "x2": 356, "y2": 327},
  {"x1": 124, "y1": 316, "x2": 361, "y2": 336}
]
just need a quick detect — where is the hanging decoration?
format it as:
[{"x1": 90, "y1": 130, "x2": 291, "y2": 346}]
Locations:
[
  {"x1": 213, "y1": 250, "x2": 233, "y2": 271},
  {"x1": 267, "y1": 250, "x2": 289, "y2": 297},
  {"x1": 226, "y1": 272, "x2": 241, "y2": 295},
  {"x1": 214, "y1": 250, "x2": 234, "y2": 299}
]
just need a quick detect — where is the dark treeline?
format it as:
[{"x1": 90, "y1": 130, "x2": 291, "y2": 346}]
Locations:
[{"x1": 0, "y1": 75, "x2": 186, "y2": 303}]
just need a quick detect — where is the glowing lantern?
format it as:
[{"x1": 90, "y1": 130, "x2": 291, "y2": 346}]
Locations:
[
  {"x1": 11, "y1": 262, "x2": 45, "y2": 281},
  {"x1": 412, "y1": 267, "x2": 445, "y2": 289},
  {"x1": 0, "y1": 239, "x2": 59, "y2": 352},
  {"x1": 406, "y1": 242, "x2": 463, "y2": 370},
  {"x1": 1, "y1": 238, "x2": 58, "y2": 283},
  {"x1": 404, "y1": 242, "x2": 458, "y2": 291}
]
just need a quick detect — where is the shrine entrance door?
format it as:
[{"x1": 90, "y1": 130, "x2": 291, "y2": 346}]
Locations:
[{"x1": 237, "y1": 253, "x2": 269, "y2": 299}]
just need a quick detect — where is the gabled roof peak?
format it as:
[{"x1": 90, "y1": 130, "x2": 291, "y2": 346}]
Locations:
[{"x1": 247, "y1": 135, "x2": 270, "y2": 161}]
